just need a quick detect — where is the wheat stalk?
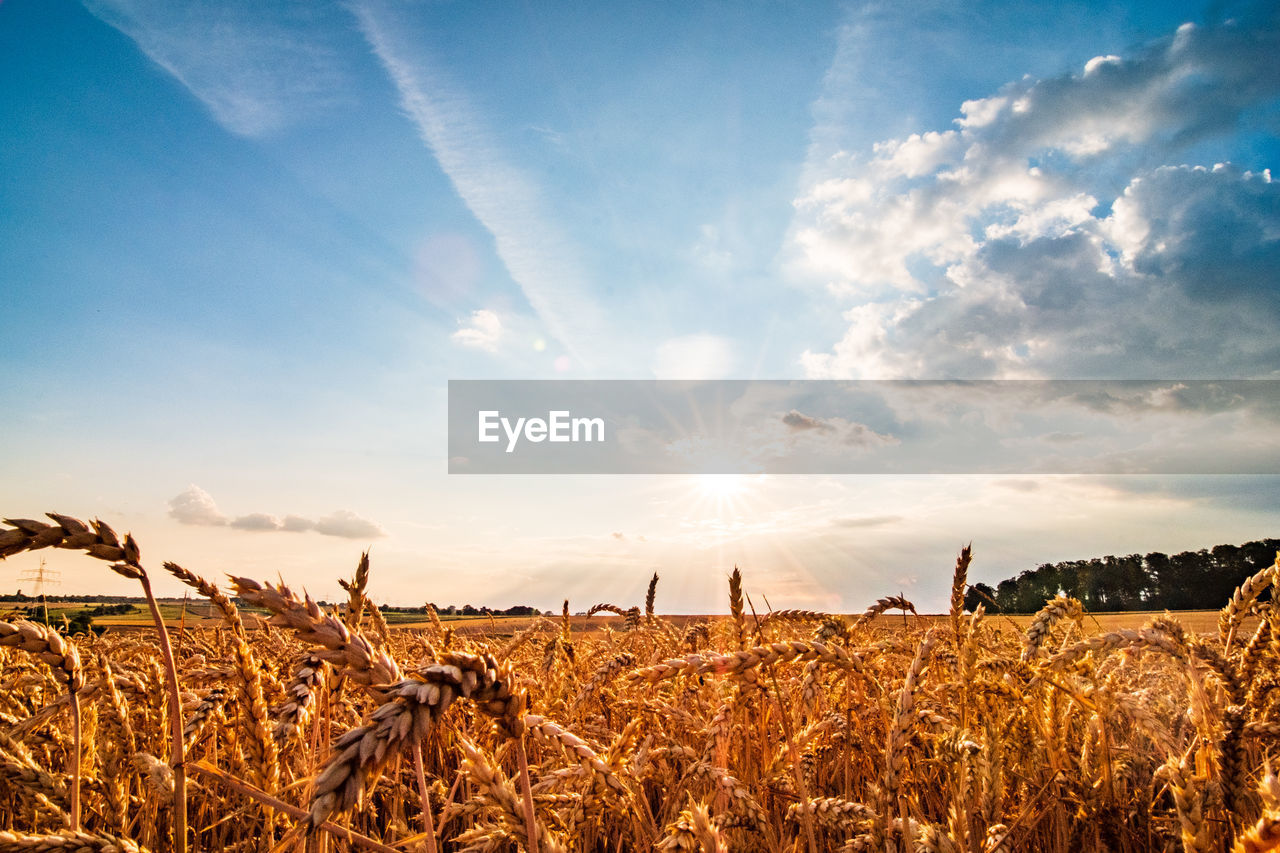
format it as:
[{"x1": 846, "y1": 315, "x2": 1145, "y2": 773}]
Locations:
[
  {"x1": 852, "y1": 595, "x2": 918, "y2": 630},
  {"x1": 1022, "y1": 596, "x2": 1083, "y2": 661},
  {"x1": 0, "y1": 831, "x2": 149, "y2": 853},
  {"x1": 0, "y1": 621, "x2": 82, "y2": 830},
  {"x1": 228, "y1": 576, "x2": 401, "y2": 693},
  {"x1": 306, "y1": 652, "x2": 523, "y2": 829},
  {"x1": 1, "y1": 515, "x2": 191, "y2": 853}
]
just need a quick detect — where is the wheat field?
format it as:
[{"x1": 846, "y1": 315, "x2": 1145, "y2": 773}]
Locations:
[{"x1": 1, "y1": 514, "x2": 1278, "y2": 852}]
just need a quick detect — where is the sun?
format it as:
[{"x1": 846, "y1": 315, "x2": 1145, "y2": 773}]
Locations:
[
  {"x1": 694, "y1": 474, "x2": 749, "y2": 501},
  {"x1": 656, "y1": 475, "x2": 769, "y2": 536}
]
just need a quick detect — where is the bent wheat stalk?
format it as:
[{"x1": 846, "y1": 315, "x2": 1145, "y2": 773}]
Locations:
[
  {"x1": 306, "y1": 652, "x2": 523, "y2": 829},
  {"x1": 228, "y1": 576, "x2": 401, "y2": 694}
]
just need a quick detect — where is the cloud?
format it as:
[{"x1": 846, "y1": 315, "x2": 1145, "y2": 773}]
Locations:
[
  {"x1": 314, "y1": 510, "x2": 387, "y2": 540},
  {"x1": 1114, "y1": 164, "x2": 1280, "y2": 304},
  {"x1": 451, "y1": 309, "x2": 503, "y2": 352},
  {"x1": 168, "y1": 485, "x2": 227, "y2": 526},
  {"x1": 841, "y1": 422, "x2": 899, "y2": 448},
  {"x1": 652, "y1": 334, "x2": 736, "y2": 379},
  {"x1": 1061, "y1": 381, "x2": 1256, "y2": 415},
  {"x1": 791, "y1": 14, "x2": 1280, "y2": 380},
  {"x1": 782, "y1": 409, "x2": 835, "y2": 432},
  {"x1": 780, "y1": 409, "x2": 897, "y2": 448},
  {"x1": 167, "y1": 487, "x2": 384, "y2": 539},
  {"x1": 353, "y1": 1, "x2": 608, "y2": 366},
  {"x1": 229, "y1": 513, "x2": 282, "y2": 532},
  {"x1": 81, "y1": 0, "x2": 352, "y2": 137},
  {"x1": 281, "y1": 515, "x2": 314, "y2": 533}
]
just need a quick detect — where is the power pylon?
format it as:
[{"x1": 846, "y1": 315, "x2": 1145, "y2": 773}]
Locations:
[{"x1": 18, "y1": 557, "x2": 60, "y2": 624}]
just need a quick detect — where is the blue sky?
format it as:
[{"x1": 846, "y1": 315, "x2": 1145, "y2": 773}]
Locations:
[{"x1": 2, "y1": 0, "x2": 1277, "y2": 611}]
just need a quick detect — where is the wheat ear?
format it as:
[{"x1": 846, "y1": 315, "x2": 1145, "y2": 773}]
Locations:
[
  {"x1": 228, "y1": 576, "x2": 402, "y2": 693},
  {"x1": 0, "y1": 830, "x2": 149, "y2": 853},
  {"x1": 0, "y1": 620, "x2": 83, "y2": 830},
  {"x1": 306, "y1": 652, "x2": 522, "y2": 829}
]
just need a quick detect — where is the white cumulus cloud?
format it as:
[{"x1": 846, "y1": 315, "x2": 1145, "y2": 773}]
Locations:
[
  {"x1": 229, "y1": 513, "x2": 282, "y2": 532},
  {"x1": 451, "y1": 309, "x2": 504, "y2": 352},
  {"x1": 314, "y1": 510, "x2": 387, "y2": 540},
  {"x1": 168, "y1": 485, "x2": 227, "y2": 526},
  {"x1": 790, "y1": 14, "x2": 1280, "y2": 380}
]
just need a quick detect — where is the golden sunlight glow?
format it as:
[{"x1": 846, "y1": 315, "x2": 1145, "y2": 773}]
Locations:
[{"x1": 694, "y1": 474, "x2": 750, "y2": 501}]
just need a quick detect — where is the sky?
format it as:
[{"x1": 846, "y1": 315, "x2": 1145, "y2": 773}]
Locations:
[{"x1": 1, "y1": 0, "x2": 1278, "y2": 613}]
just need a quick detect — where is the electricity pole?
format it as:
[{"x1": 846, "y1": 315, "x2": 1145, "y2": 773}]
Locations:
[{"x1": 18, "y1": 558, "x2": 60, "y2": 625}]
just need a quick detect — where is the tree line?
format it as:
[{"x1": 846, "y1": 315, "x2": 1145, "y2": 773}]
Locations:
[
  {"x1": 1, "y1": 593, "x2": 543, "y2": 618},
  {"x1": 1, "y1": 592, "x2": 138, "y2": 603},
  {"x1": 965, "y1": 538, "x2": 1279, "y2": 613}
]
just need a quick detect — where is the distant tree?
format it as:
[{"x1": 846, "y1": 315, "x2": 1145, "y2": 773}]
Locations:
[
  {"x1": 964, "y1": 582, "x2": 997, "y2": 612},
  {"x1": 1011, "y1": 567, "x2": 1053, "y2": 613},
  {"x1": 1163, "y1": 551, "x2": 1203, "y2": 610},
  {"x1": 995, "y1": 578, "x2": 1019, "y2": 612},
  {"x1": 984, "y1": 538, "x2": 1279, "y2": 613},
  {"x1": 1143, "y1": 552, "x2": 1173, "y2": 609},
  {"x1": 1098, "y1": 554, "x2": 1147, "y2": 610}
]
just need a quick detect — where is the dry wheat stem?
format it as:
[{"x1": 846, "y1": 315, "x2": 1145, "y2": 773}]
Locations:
[
  {"x1": 185, "y1": 760, "x2": 402, "y2": 853},
  {"x1": 306, "y1": 653, "x2": 522, "y2": 829},
  {"x1": 0, "y1": 830, "x2": 149, "y2": 853},
  {"x1": 228, "y1": 577, "x2": 401, "y2": 694},
  {"x1": 0, "y1": 621, "x2": 82, "y2": 831}
]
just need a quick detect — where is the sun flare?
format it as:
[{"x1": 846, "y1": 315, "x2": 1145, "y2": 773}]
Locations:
[{"x1": 693, "y1": 474, "x2": 749, "y2": 500}]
